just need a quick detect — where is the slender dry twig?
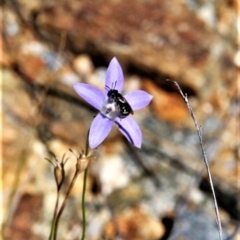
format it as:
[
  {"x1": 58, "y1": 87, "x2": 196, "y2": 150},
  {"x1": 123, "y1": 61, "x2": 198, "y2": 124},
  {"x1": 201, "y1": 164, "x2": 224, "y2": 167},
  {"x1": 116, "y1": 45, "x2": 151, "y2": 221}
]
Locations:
[{"x1": 168, "y1": 80, "x2": 223, "y2": 240}]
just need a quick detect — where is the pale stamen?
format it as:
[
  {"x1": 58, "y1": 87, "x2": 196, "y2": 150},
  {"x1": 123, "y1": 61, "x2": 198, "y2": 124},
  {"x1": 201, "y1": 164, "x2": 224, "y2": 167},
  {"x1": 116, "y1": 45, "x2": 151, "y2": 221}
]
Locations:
[{"x1": 101, "y1": 100, "x2": 119, "y2": 119}]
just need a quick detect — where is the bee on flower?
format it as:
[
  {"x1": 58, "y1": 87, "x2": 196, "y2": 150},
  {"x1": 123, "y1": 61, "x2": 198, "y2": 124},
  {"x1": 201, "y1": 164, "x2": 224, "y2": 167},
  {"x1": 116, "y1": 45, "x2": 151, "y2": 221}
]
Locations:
[{"x1": 73, "y1": 57, "x2": 153, "y2": 149}]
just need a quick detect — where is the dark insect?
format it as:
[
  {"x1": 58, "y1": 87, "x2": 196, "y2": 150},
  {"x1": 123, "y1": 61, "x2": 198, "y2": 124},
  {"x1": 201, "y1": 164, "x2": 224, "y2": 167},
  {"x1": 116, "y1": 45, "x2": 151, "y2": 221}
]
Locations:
[{"x1": 106, "y1": 83, "x2": 133, "y2": 119}]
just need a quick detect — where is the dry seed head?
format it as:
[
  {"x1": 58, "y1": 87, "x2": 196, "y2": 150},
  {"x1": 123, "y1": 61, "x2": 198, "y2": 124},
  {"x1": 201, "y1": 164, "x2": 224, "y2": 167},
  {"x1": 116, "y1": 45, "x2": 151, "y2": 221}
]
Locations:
[
  {"x1": 76, "y1": 158, "x2": 89, "y2": 173},
  {"x1": 70, "y1": 149, "x2": 96, "y2": 173},
  {"x1": 54, "y1": 165, "x2": 65, "y2": 189},
  {"x1": 45, "y1": 152, "x2": 68, "y2": 190}
]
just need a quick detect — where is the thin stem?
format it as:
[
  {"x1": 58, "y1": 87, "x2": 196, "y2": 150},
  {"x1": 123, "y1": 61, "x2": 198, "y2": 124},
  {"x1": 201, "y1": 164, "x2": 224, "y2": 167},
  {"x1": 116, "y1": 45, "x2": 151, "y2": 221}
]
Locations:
[
  {"x1": 53, "y1": 171, "x2": 79, "y2": 240},
  {"x1": 81, "y1": 130, "x2": 90, "y2": 240},
  {"x1": 48, "y1": 191, "x2": 60, "y2": 240},
  {"x1": 51, "y1": 131, "x2": 90, "y2": 240},
  {"x1": 169, "y1": 80, "x2": 223, "y2": 240},
  {"x1": 81, "y1": 167, "x2": 88, "y2": 240}
]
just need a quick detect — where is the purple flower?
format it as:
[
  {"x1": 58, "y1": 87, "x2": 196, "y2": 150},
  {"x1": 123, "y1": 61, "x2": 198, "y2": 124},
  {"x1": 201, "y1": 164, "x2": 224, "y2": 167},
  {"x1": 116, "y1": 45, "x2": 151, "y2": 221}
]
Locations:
[{"x1": 73, "y1": 57, "x2": 153, "y2": 149}]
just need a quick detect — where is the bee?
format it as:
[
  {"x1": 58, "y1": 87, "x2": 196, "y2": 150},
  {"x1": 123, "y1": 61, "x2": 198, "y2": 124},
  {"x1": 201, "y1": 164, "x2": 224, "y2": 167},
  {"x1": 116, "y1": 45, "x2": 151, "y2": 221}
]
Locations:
[{"x1": 106, "y1": 83, "x2": 133, "y2": 119}]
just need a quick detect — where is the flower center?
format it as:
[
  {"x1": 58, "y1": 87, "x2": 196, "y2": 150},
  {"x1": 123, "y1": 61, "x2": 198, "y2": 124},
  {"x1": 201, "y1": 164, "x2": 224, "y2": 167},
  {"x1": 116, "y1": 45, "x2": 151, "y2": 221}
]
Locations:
[{"x1": 101, "y1": 99, "x2": 120, "y2": 120}]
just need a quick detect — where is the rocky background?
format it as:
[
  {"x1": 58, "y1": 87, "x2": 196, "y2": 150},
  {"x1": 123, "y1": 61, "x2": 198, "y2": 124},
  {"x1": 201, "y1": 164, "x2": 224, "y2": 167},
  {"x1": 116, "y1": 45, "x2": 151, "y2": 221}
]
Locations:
[{"x1": 2, "y1": 0, "x2": 239, "y2": 239}]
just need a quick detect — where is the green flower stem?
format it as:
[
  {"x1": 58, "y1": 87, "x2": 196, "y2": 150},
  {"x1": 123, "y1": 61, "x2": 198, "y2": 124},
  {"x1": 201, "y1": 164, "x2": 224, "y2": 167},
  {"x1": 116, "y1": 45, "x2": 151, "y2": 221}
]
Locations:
[
  {"x1": 48, "y1": 219, "x2": 55, "y2": 240},
  {"x1": 81, "y1": 167, "x2": 88, "y2": 240},
  {"x1": 81, "y1": 131, "x2": 90, "y2": 240}
]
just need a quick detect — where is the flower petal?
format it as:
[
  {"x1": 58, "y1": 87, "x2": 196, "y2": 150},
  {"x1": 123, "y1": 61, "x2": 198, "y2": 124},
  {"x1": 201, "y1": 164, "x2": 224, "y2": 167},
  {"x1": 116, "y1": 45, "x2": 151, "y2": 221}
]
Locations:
[
  {"x1": 89, "y1": 113, "x2": 113, "y2": 149},
  {"x1": 105, "y1": 57, "x2": 124, "y2": 93},
  {"x1": 115, "y1": 116, "x2": 142, "y2": 148},
  {"x1": 124, "y1": 90, "x2": 153, "y2": 111},
  {"x1": 73, "y1": 83, "x2": 104, "y2": 110}
]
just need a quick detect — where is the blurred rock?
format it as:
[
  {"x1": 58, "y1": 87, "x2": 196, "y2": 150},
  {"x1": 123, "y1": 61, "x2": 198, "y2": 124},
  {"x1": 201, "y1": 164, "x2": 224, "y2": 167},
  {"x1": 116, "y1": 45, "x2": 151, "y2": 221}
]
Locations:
[
  {"x1": 104, "y1": 206, "x2": 165, "y2": 240},
  {"x1": 144, "y1": 80, "x2": 189, "y2": 123},
  {"x1": 6, "y1": 193, "x2": 43, "y2": 240},
  {"x1": 34, "y1": 0, "x2": 236, "y2": 106},
  {"x1": 168, "y1": 207, "x2": 228, "y2": 240},
  {"x1": 73, "y1": 54, "x2": 93, "y2": 76}
]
